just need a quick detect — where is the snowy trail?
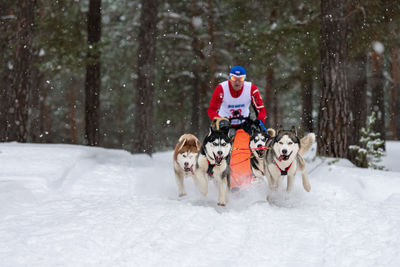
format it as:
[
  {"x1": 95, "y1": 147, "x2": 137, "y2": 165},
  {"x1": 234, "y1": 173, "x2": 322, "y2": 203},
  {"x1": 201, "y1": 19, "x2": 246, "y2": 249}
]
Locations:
[{"x1": 0, "y1": 142, "x2": 399, "y2": 267}]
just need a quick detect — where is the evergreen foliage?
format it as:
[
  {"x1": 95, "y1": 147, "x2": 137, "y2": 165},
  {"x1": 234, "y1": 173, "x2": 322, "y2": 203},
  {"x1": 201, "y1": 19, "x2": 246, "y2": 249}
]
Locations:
[
  {"x1": 1, "y1": 0, "x2": 400, "y2": 153},
  {"x1": 349, "y1": 112, "x2": 385, "y2": 169}
]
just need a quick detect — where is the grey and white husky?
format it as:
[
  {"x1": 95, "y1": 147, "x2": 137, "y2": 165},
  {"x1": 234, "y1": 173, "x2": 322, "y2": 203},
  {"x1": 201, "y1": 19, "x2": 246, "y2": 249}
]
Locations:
[
  {"x1": 263, "y1": 127, "x2": 315, "y2": 195},
  {"x1": 249, "y1": 127, "x2": 276, "y2": 180},
  {"x1": 195, "y1": 127, "x2": 232, "y2": 206}
]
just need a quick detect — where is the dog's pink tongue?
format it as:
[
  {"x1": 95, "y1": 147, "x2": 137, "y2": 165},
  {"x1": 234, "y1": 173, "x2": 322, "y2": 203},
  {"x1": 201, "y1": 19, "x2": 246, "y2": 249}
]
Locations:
[
  {"x1": 184, "y1": 165, "x2": 194, "y2": 174},
  {"x1": 278, "y1": 155, "x2": 285, "y2": 161}
]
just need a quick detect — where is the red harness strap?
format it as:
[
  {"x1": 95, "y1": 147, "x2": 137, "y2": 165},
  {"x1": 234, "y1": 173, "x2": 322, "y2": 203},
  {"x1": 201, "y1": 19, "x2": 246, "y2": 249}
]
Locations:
[{"x1": 274, "y1": 160, "x2": 293, "y2": 176}]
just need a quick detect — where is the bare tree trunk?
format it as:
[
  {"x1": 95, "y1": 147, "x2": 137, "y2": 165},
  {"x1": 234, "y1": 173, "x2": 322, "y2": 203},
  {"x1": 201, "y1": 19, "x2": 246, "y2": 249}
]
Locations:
[
  {"x1": 85, "y1": 0, "x2": 101, "y2": 146},
  {"x1": 317, "y1": 0, "x2": 349, "y2": 158},
  {"x1": 348, "y1": 53, "x2": 367, "y2": 145},
  {"x1": 195, "y1": 0, "x2": 216, "y2": 137},
  {"x1": 0, "y1": 2, "x2": 14, "y2": 141},
  {"x1": 179, "y1": 91, "x2": 185, "y2": 134},
  {"x1": 0, "y1": 69, "x2": 12, "y2": 141},
  {"x1": 28, "y1": 63, "x2": 44, "y2": 142},
  {"x1": 9, "y1": 0, "x2": 35, "y2": 142},
  {"x1": 68, "y1": 80, "x2": 78, "y2": 144},
  {"x1": 265, "y1": 9, "x2": 277, "y2": 128},
  {"x1": 199, "y1": 78, "x2": 209, "y2": 138},
  {"x1": 189, "y1": 1, "x2": 201, "y2": 137},
  {"x1": 116, "y1": 95, "x2": 124, "y2": 148},
  {"x1": 390, "y1": 48, "x2": 400, "y2": 139},
  {"x1": 370, "y1": 50, "x2": 386, "y2": 145},
  {"x1": 347, "y1": 53, "x2": 367, "y2": 166},
  {"x1": 132, "y1": 0, "x2": 158, "y2": 155},
  {"x1": 40, "y1": 84, "x2": 51, "y2": 143},
  {"x1": 190, "y1": 70, "x2": 200, "y2": 136},
  {"x1": 272, "y1": 86, "x2": 279, "y2": 128},
  {"x1": 265, "y1": 68, "x2": 273, "y2": 127},
  {"x1": 300, "y1": 61, "x2": 313, "y2": 133},
  {"x1": 207, "y1": 0, "x2": 217, "y2": 92}
]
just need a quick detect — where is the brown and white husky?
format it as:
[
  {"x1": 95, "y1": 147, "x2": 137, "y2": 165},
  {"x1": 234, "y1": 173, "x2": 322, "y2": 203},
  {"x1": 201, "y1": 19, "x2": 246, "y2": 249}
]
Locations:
[{"x1": 173, "y1": 134, "x2": 201, "y2": 197}]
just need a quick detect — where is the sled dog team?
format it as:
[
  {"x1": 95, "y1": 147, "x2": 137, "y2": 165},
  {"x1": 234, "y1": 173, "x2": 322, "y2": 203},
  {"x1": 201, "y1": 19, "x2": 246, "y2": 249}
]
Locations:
[{"x1": 173, "y1": 124, "x2": 316, "y2": 206}]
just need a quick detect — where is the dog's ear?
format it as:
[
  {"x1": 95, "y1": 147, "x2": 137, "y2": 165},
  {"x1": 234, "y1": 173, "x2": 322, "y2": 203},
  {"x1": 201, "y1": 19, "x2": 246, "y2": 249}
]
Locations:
[
  {"x1": 178, "y1": 138, "x2": 187, "y2": 151},
  {"x1": 207, "y1": 127, "x2": 212, "y2": 137},
  {"x1": 195, "y1": 139, "x2": 201, "y2": 151},
  {"x1": 291, "y1": 126, "x2": 297, "y2": 136},
  {"x1": 250, "y1": 126, "x2": 256, "y2": 137},
  {"x1": 210, "y1": 120, "x2": 216, "y2": 131}
]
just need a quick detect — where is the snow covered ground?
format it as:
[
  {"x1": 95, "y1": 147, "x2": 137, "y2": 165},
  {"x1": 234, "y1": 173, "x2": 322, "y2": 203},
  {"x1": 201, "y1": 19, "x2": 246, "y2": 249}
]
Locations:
[{"x1": 0, "y1": 141, "x2": 400, "y2": 267}]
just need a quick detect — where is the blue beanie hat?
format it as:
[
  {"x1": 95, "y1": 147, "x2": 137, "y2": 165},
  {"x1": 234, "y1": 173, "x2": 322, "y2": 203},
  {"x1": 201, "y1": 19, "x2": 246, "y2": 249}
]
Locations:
[{"x1": 229, "y1": 66, "x2": 246, "y2": 76}]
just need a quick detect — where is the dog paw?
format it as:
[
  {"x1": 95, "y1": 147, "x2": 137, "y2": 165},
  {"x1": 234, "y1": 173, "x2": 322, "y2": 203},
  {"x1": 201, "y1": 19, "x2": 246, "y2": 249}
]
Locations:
[
  {"x1": 302, "y1": 177, "x2": 311, "y2": 192},
  {"x1": 217, "y1": 202, "x2": 226, "y2": 206},
  {"x1": 178, "y1": 192, "x2": 187, "y2": 197},
  {"x1": 303, "y1": 184, "x2": 311, "y2": 192},
  {"x1": 200, "y1": 189, "x2": 208, "y2": 196}
]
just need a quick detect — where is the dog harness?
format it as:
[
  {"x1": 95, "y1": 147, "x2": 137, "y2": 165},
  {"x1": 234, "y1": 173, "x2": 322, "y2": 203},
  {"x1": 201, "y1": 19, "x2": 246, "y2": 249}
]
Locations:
[{"x1": 274, "y1": 160, "x2": 293, "y2": 176}]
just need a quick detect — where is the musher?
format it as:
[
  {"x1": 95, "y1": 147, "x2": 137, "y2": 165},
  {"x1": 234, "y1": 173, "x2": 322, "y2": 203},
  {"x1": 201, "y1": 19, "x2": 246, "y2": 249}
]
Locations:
[
  {"x1": 207, "y1": 65, "x2": 267, "y2": 136},
  {"x1": 207, "y1": 65, "x2": 268, "y2": 191}
]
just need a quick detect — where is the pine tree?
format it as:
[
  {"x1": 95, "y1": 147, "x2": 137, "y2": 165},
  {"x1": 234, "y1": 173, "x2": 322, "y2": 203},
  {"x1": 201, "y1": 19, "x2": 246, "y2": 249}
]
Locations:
[
  {"x1": 132, "y1": 0, "x2": 158, "y2": 155},
  {"x1": 317, "y1": 0, "x2": 350, "y2": 158},
  {"x1": 349, "y1": 112, "x2": 385, "y2": 169},
  {"x1": 85, "y1": 0, "x2": 102, "y2": 146}
]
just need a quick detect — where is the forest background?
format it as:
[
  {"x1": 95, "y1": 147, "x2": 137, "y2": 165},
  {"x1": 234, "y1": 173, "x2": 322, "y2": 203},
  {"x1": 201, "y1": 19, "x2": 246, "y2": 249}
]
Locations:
[{"x1": 1, "y1": 0, "x2": 400, "y2": 164}]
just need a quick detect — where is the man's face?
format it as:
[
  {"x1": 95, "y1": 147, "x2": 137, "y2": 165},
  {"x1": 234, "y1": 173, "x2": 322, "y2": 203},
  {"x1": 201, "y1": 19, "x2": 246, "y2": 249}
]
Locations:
[{"x1": 230, "y1": 74, "x2": 245, "y2": 91}]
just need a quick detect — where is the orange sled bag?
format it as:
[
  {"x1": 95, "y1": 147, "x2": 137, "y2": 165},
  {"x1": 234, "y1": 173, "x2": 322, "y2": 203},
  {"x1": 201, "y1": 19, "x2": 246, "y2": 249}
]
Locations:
[{"x1": 230, "y1": 129, "x2": 254, "y2": 190}]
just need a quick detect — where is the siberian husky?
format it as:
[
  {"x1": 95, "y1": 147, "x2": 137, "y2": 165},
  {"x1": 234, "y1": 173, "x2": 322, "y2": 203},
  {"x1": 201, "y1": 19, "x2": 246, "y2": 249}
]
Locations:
[
  {"x1": 263, "y1": 127, "x2": 315, "y2": 195},
  {"x1": 195, "y1": 127, "x2": 232, "y2": 206},
  {"x1": 249, "y1": 127, "x2": 276, "y2": 180},
  {"x1": 173, "y1": 134, "x2": 201, "y2": 197}
]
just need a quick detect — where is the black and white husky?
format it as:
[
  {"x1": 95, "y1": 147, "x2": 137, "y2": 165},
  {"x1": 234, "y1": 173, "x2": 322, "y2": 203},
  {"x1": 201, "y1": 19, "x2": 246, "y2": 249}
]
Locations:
[
  {"x1": 249, "y1": 128, "x2": 276, "y2": 180},
  {"x1": 263, "y1": 127, "x2": 315, "y2": 195},
  {"x1": 195, "y1": 127, "x2": 232, "y2": 206}
]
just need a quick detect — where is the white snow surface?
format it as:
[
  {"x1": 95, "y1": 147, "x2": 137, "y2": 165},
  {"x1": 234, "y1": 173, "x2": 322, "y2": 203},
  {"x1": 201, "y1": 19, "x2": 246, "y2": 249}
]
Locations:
[{"x1": 1, "y1": 141, "x2": 400, "y2": 267}]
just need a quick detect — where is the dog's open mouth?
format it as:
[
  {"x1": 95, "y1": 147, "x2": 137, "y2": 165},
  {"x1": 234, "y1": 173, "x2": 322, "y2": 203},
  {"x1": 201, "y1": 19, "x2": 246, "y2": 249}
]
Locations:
[
  {"x1": 213, "y1": 154, "x2": 224, "y2": 165},
  {"x1": 184, "y1": 165, "x2": 194, "y2": 174},
  {"x1": 256, "y1": 149, "x2": 265, "y2": 158},
  {"x1": 278, "y1": 152, "x2": 292, "y2": 161}
]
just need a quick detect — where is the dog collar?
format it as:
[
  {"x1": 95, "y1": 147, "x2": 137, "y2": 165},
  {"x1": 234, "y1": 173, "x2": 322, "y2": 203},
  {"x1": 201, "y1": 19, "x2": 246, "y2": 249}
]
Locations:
[{"x1": 274, "y1": 160, "x2": 293, "y2": 176}]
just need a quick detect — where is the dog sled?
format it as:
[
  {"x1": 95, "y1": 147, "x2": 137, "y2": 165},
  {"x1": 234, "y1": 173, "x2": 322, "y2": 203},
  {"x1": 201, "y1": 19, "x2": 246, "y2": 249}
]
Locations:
[{"x1": 226, "y1": 117, "x2": 270, "y2": 192}]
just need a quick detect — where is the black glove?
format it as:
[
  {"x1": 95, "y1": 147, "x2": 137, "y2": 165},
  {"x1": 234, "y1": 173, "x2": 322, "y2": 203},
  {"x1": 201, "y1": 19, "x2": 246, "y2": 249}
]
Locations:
[{"x1": 242, "y1": 119, "x2": 254, "y2": 135}]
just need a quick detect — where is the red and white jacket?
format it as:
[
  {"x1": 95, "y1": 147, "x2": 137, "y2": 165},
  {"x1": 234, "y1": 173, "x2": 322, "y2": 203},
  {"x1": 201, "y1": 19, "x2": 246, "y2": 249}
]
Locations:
[{"x1": 207, "y1": 80, "x2": 267, "y2": 124}]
